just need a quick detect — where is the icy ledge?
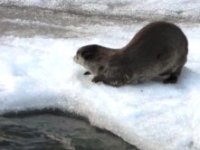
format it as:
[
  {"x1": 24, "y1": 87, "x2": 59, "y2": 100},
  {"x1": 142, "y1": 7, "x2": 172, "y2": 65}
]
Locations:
[{"x1": 0, "y1": 27, "x2": 200, "y2": 150}]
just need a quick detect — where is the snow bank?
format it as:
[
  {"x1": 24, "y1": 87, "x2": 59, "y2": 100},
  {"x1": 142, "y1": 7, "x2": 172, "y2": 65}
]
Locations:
[
  {"x1": 1, "y1": 0, "x2": 200, "y2": 149},
  {"x1": 0, "y1": 25, "x2": 200, "y2": 150},
  {"x1": 1, "y1": 0, "x2": 200, "y2": 21}
]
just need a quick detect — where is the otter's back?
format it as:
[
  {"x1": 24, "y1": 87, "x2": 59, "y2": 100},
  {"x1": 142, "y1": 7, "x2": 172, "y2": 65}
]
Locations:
[{"x1": 121, "y1": 22, "x2": 188, "y2": 64}]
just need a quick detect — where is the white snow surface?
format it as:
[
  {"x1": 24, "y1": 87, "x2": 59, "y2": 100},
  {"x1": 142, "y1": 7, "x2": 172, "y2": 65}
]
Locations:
[
  {"x1": 0, "y1": 25, "x2": 200, "y2": 150},
  {"x1": 1, "y1": 0, "x2": 200, "y2": 21},
  {"x1": 1, "y1": 1, "x2": 200, "y2": 150}
]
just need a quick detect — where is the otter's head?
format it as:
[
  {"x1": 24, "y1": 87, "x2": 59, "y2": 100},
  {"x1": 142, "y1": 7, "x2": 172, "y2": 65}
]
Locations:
[{"x1": 74, "y1": 44, "x2": 105, "y2": 74}]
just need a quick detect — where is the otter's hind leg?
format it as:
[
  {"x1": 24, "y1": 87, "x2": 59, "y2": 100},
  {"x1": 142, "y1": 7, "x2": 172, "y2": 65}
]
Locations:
[
  {"x1": 163, "y1": 74, "x2": 178, "y2": 84},
  {"x1": 163, "y1": 66, "x2": 183, "y2": 84}
]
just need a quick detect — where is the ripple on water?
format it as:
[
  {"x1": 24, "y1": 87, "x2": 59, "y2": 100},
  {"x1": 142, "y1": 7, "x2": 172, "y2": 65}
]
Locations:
[{"x1": 0, "y1": 109, "x2": 138, "y2": 150}]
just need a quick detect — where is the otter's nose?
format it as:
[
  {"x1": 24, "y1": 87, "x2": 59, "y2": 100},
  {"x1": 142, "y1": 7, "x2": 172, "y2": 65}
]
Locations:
[{"x1": 73, "y1": 55, "x2": 79, "y2": 62}]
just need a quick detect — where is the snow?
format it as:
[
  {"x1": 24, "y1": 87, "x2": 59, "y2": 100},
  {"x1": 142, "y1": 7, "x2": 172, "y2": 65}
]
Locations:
[
  {"x1": 0, "y1": 26, "x2": 200, "y2": 150},
  {"x1": 1, "y1": 0, "x2": 200, "y2": 150}
]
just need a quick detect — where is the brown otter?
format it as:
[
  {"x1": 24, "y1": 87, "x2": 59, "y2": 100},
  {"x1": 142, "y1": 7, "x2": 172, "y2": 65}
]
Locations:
[{"x1": 74, "y1": 21, "x2": 188, "y2": 86}]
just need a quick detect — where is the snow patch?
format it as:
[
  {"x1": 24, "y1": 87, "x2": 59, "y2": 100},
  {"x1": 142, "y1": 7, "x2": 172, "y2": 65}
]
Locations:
[{"x1": 0, "y1": 25, "x2": 200, "y2": 150}]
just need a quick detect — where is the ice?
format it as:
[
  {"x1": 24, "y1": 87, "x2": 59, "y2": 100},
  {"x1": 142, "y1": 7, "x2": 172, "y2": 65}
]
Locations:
[
  {"x1": 1, "y1": 0, "x2": 200, "y2": 21},
  {"x1": 0, "y1": 25, "x2": 200, "y2": 150}
]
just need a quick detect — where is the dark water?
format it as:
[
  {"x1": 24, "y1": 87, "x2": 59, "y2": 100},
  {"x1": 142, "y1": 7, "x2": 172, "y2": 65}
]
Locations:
[{"x1": 0, "y1": 109, "x2": 138, "y2": 150}]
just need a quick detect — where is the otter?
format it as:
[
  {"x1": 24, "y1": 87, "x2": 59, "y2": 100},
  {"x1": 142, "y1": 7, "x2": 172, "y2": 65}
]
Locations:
[{"x1": 74, "y1": 21, "x2": 188, "y2": 86}]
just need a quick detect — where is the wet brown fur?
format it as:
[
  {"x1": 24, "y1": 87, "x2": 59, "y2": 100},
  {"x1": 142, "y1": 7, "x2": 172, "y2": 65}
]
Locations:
[{"x1": 74, "y1": 21, "x2": 188, "y2": 86}]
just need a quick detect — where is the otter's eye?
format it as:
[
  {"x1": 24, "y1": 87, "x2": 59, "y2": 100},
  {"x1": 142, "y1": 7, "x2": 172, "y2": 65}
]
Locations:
[{"x1": 81, "y1": 50, "x2": 95, "y2": 60}]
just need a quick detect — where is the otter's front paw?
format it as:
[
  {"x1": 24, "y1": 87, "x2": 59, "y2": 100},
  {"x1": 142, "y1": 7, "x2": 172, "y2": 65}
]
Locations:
[{"x1": 92, "y1": 75, "x2": 105, "y2": 83}]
